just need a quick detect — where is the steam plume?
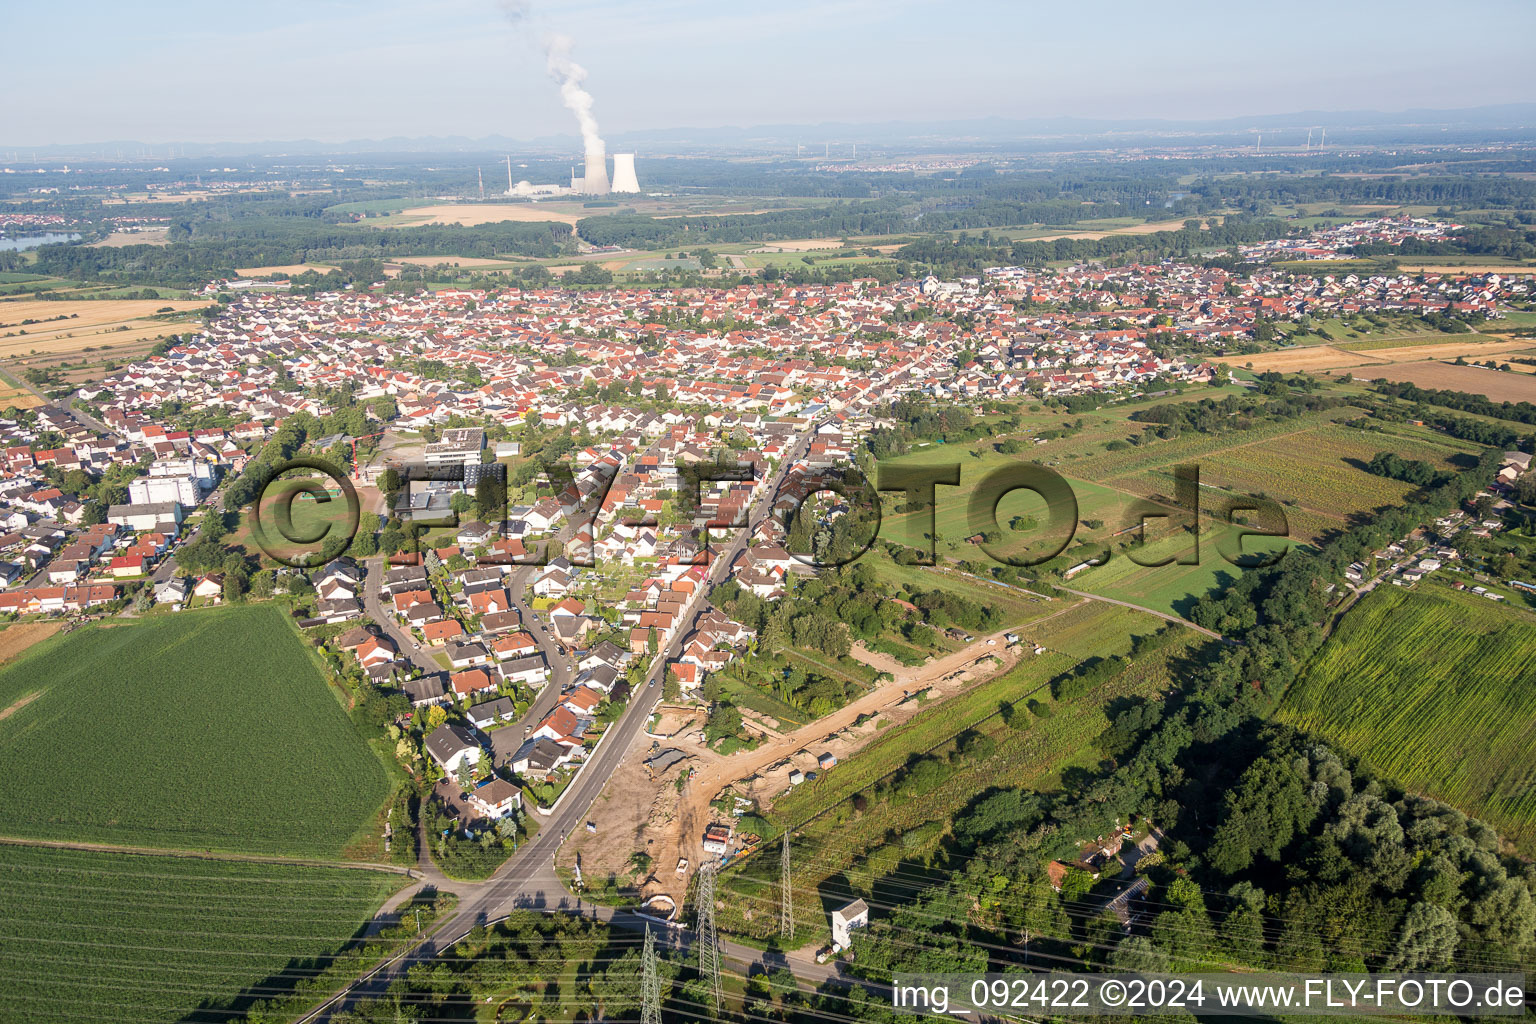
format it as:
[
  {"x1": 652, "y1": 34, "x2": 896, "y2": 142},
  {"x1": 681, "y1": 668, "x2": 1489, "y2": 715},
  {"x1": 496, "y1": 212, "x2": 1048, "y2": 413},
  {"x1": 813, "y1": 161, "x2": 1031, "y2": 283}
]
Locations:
[
  {"x1": 543, "y1": 33, "x2": 602, "y2": 160},
  {"x1": 494, "y1": 2, "x2": 604, "y2": 161}
]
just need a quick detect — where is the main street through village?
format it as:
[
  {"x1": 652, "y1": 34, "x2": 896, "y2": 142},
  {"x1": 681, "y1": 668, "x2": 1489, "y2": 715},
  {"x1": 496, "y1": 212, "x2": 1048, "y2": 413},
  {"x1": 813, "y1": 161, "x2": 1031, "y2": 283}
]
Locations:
[{"x1": 306, "y1": 424, "x2": 826, "y2": 1020}]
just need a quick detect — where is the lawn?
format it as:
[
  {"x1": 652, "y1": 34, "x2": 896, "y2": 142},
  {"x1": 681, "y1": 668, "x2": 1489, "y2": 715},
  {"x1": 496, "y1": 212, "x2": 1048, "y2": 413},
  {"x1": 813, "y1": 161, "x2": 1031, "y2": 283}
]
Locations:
[
  {"x1": 1064, "y1": 523, "x2": 1293, "y2": 618},
  {"x1": 226, "y1": 473, "x2": 358, "y2": 563},
  {"x1": 0, "y1": 604, "x2": 391, "y2": 857},
  {"x1": 1279, "y1": 582, "x2": 1536, "y2": 850},
  {"x1": 871, "y1": 386, "x2": 1489, "y2": 617},
  {"x1": 0, "y1": 844, "x2": 402, "y2": 1024}
]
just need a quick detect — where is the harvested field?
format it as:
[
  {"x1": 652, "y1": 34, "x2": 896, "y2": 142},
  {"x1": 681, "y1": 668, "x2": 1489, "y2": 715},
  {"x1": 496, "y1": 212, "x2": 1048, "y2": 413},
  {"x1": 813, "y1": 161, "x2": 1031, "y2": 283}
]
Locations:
[
  {"x1": 1398, "y1": 264, "x2": 1536, "y2": 275},
  {"x1": 389, "y1": 203, "x2": 581, "y2": 227},
  {"x1": 236, "y1": 263, "x2": 335, "y2": 276},
  {"x1": 1242, "y1": 337, "x2": 1532, "y2": 373},
  {"x1": 88, "y1": 228, "x2": 169, "y2": 247},
  {"x1": 1024, "y1": 217, "x2": 1195, "y2": 242},
  {"x1": 1242, "y1": 346, "x2": 1390, "y2": 372},
  {"x1": 1361, "y1": 339, "x2": 1535, "y2": 363},
  {"x1": 1332, "y1": 361, "x2": 1536, "y2": 402},
  {"x1": 0, "y1": 298, "x2": 207, "y2": 360},
  {"x1": 0, "y1": 622, "x2": 61, "y2": 665},
  {"x1": 0, "y1": 381, "x2": 41, "y2": 409},
  {"x1": 747, "y1": 238, "x2": 849, "y2": 252}
]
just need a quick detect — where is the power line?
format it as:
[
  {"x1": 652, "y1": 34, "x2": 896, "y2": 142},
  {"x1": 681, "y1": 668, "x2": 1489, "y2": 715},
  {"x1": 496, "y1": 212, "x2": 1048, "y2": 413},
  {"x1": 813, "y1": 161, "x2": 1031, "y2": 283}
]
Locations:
[
  {"x1": 696, "y1": 861, "x2": 723, "y2": 1015},
  {"x1": 780, "y1": 829, "x2": 794, "y2": 940},
  {"x1": 640, "y1": 924, "x2": 662, "y2": 1024}
]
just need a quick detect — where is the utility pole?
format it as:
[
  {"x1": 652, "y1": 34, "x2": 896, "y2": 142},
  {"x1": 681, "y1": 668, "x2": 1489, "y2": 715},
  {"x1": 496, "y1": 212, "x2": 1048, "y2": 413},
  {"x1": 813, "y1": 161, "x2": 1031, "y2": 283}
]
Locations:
[
  {"x1": 640, "y1": 925, "x2": 662, "y2": 1024},
  {"x1": 696, "y1": 863, "x2": 722, "y2": 1014},
  {"x1": 780, "y1": 831, "x2": 794, "y2": 940}
]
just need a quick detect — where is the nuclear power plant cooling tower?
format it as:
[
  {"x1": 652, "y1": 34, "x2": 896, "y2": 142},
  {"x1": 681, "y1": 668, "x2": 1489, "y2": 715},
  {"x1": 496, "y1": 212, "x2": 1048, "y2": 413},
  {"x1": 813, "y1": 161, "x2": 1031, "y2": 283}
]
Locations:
[
  {"x1": 581, "y1": 145, "x2": 610, "y2": 195},
  {"x1": 610, "y1": 153, "x2": 640, "y2": 193}
]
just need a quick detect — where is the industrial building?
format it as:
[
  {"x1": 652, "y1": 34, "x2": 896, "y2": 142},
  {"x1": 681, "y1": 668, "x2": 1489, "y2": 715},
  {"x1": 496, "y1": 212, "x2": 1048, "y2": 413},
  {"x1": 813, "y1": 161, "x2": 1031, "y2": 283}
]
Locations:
[
  {"x1": 571, "y1": 149, "x2": 639, "y2": 196},
  {"x1": 577, "y1": 144, "x2": 611, "y2": 195},
  {"x1": 501, "y1": 150, "x2": 637, "y2": 199}
]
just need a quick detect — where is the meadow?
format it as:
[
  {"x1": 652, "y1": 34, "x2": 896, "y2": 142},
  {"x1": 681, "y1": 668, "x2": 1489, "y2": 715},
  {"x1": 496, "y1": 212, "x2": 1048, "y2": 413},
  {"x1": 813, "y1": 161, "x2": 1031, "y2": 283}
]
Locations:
[
  {"x1": 0, "y1": 604, "x2": 390, "y2": 857},
  {"x1": 0, "y1": 844, "x2": 402, "y2": 1024},
  {"x1": 1279, "y1": 583, "x2": 1536, "y2": 849},
  {"x1": 870, "y1": 390, "x2": 1459, "y2": 616},
  {"x1": 1062, "y1": 525, "x2": 1292, "y2": 618},
  {"x1": 716, "y1": 601, "x2": 1198, "y2": 943},
  {"x1": 226, "y1": 474, "x2": 360, "y2": 563}
]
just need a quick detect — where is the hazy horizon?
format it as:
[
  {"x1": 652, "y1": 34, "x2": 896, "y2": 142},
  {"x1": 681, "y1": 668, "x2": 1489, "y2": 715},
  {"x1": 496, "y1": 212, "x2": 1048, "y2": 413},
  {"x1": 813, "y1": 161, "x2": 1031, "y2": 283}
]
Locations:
[{"x1": 9, "y1": 0, "x2": 1536, "y2": 148}]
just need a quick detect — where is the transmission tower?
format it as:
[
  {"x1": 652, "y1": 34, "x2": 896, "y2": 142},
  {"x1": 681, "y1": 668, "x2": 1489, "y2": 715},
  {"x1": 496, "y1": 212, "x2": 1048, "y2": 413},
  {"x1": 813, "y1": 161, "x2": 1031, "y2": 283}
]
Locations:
[
  {"x1": 696, "y1": 863, "x2": 723, "y2": 1014},
  {"x1": 640, "y1": 925, "x2": 662, "y2": 1024},
  {"x1": 780, "y1": 831, "x2": 794, "y2": 940}
]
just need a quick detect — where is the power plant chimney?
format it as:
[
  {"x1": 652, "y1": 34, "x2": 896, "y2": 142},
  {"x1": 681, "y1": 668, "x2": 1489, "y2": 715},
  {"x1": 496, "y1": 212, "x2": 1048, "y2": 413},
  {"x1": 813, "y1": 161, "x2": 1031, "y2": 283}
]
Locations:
[
  {"x1": 611, "y1": 153, "x2": 639, "y2": 193},
  {"x1": 581, "y1": 144, "x2": 610, "y2": 195}
]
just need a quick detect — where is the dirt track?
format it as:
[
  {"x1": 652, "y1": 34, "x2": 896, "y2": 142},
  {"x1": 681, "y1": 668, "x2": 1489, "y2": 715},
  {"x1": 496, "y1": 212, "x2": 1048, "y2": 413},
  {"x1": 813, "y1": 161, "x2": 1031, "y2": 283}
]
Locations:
[
  {"x1": 618, "y1": 615, "x2": 1080, "y2": 903},
  {"x1": 0, "y1": 692, "x2": 41, "y2": 722}
]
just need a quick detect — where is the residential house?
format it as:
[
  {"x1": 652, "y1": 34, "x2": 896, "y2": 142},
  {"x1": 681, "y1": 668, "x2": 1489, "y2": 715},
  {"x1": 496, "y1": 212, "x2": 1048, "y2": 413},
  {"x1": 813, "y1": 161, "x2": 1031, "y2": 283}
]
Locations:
[{"x1": 424, "y1": 722, "x2": 482, "y2": 773}]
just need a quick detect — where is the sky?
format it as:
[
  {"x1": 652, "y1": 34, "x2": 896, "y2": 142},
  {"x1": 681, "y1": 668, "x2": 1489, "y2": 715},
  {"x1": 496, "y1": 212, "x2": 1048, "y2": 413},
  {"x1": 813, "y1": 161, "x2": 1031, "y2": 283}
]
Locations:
[{"x1": 6, "y1": 0, "x2": 1536, "y2": 147}]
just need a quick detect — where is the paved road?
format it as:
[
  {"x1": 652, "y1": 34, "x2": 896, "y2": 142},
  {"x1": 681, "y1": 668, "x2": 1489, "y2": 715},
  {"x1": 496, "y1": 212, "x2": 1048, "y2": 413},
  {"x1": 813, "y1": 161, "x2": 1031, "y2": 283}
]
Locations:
[
  {"x1": 0, "y1": 375, "x2": 109, "y2": 436},
  {"x1": 305, "y1": 424, "x2": 820, "y2": 1021},
  {"x1": 151, "y1": 478, "x2": 233, "y2": 585},
  {"x1": 489, "y1": 560, "x2": 574, "y2": 764},
  {"x1": 361, "y1": 556, "x2": 442, "y2": 674},
  {"x1": 64, "y1": 390, "x2": 113, "y2": 436}
]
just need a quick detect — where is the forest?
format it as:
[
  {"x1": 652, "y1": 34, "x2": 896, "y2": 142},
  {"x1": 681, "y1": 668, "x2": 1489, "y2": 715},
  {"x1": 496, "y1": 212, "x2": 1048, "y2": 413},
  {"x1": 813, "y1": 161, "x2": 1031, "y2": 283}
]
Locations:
[{"x1": 32, "y1": 217, "x2": 573, "y2": 288}]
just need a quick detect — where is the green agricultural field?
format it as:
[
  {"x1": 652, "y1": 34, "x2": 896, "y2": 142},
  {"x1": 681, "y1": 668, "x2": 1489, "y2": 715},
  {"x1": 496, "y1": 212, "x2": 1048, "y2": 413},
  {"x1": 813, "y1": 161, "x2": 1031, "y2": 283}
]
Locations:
[
  {"x1": 323, "y1": 197, "x2": 417, "y2": 216},
  {"x1": 1280, "y1": 583, "x2": 1536, "y2": 849},
  {"x1": 0, "y1": 604, "x2": 390, "y2": 857},
  {"x1": 0, "y1": 844, "x2": 402, "y2": 1024}
]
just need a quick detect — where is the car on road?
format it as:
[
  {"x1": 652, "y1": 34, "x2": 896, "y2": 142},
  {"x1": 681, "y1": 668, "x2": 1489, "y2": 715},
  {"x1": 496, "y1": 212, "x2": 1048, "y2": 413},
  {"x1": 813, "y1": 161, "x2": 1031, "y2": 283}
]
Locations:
[{"x1": 649, "y1": 678, "x2": 655, "y2": 687}]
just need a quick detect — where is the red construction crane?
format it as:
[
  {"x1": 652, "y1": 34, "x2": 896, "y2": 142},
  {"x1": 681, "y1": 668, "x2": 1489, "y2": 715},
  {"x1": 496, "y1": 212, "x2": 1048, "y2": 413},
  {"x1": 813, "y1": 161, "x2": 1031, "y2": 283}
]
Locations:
[{"x1": 349, "y1": 432, "x2": 385, "y2": 480}]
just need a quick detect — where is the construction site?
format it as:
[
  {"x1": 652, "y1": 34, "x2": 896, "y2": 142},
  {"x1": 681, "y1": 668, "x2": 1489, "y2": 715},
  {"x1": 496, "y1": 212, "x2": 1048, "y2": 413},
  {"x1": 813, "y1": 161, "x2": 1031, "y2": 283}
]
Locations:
[{"x1": 553, "y1": 622, "x2": 1037, "y2": 929}]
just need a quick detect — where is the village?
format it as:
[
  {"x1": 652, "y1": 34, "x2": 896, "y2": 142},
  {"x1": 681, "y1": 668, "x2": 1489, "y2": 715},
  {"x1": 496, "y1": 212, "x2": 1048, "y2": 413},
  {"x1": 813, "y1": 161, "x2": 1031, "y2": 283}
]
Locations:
[{"x1": 0, "y1": 216, "x2": 1531, "y2": 888}]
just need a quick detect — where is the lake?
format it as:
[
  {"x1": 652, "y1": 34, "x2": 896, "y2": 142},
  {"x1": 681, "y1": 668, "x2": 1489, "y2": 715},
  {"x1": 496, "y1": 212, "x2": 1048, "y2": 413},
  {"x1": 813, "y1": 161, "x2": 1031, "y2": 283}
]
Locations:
[{"x1": 0, "y1": 232, "x2": 80, "y2": 252}]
